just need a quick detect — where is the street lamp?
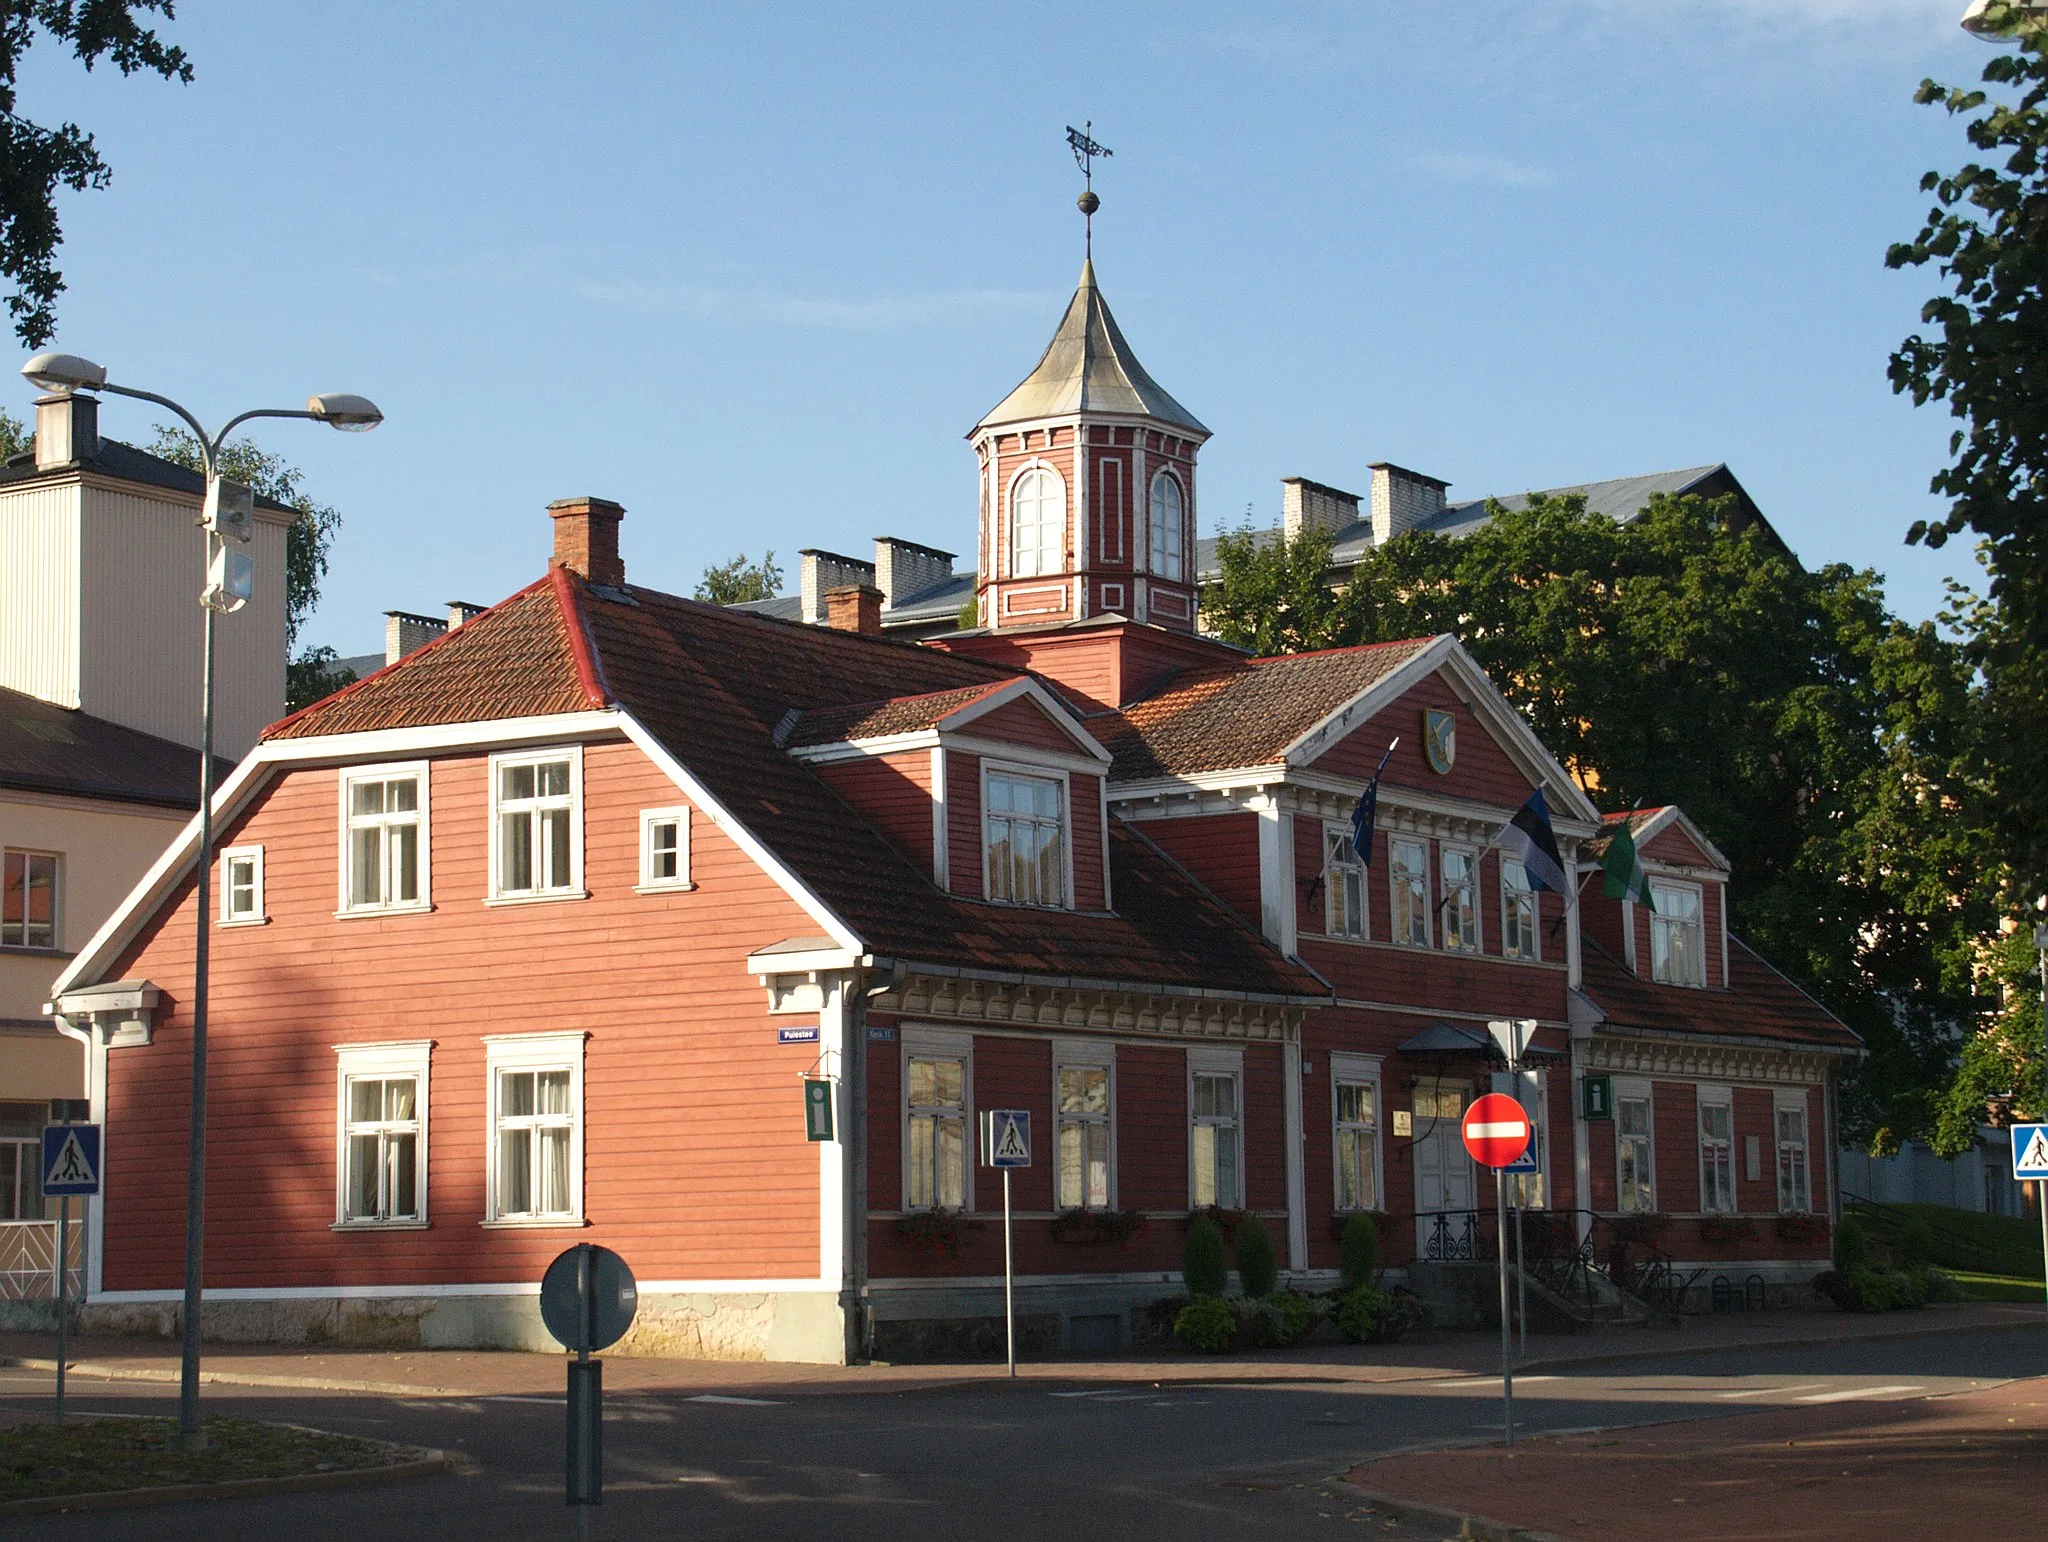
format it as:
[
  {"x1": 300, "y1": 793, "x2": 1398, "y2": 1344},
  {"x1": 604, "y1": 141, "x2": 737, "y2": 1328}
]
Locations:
[
  {"x1": 20, "y1": 351, "x2": 382, "y2": 1450},
  {"x1": 1963, "y1": 0, "x2": 2048, "y2": 37}
]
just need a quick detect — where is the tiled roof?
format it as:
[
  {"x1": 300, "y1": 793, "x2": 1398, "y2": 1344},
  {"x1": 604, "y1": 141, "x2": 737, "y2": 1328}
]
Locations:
[
  {"x1": 1093, "y1": 637, "x2": 1437, "y2": 780},
  {"x1": 0, "y1": 686, "x2": 227, "y2": 809},
  {"x1": 1578, "y1": 938, "x2": 1859, "y2": 1052},
  {"x1": 270, "y1": 567, "x2": 1325, "y2": 1003},
  {"x1": 1586, "y1": 806, "x2": 1670, "y2": 856},
  {"x1": 783, "y1": 683, "x2": 1011, "y2": 748}
]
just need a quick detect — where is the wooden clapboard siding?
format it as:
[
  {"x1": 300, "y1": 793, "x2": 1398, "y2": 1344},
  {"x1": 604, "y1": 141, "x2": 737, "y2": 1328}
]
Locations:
[
  {"x1": 1138, "y1": 813, "x2": 1259, "y2": 926},
  {"x1": 972, "y1": 697, "x2": 1081, "y2": 755},
  {"x1": 946, "y1": 751, "x2": 983, "y2": 898},
  {"x1": 814, "y1": 750, "x2": 933, "y2": 875},
  {"x1": 1115, "y1": 1043, "x2": 1185, "y2": 1211},
  {"x1": 1313, "y1": 670, "x2": 1535, "y2": 810},
  {"x1": 1653, "y1": 1081, "x2": 1701, "y2": 1216},
  {"x1": 99, "y1": 737, "x2": 828, "y2": 1292},
  {"x1": 1069, "y1": 775, "x2": 1106, "y2": 910}
]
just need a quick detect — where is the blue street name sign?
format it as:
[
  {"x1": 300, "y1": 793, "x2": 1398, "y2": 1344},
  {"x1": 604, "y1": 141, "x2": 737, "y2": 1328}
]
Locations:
[
  {"x1": 777, "y1": 1025, "x2": 820, "y2": 1044},
  {"x1": 2013, "y1": 1123, "x2": 2048, "y2": 1180},
  {"x1": 41, "y1": 1124, "x2": 101, "y2": 1196}
]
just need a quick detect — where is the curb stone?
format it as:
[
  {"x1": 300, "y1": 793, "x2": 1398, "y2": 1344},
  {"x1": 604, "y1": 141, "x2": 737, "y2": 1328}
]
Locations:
[
  {"x1": 1332, "y1": 1478, "x2": 1573, "y2": 1542},
  {"x1": 0, "y1": 1448, "x2": 451, "y2": 1516},
  {"x1": 1, "y1": 1356, "x2": 449, "y2": 1397}
]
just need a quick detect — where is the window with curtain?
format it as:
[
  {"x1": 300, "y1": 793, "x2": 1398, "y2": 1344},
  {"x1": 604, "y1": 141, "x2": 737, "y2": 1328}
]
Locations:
[
  {"x1": 494, "y1": 753, "x2": 577, "y2": 898},
  {"x1": 343, "y1": 1075, "x2": 421, "y2": 1223},
  {"x1": 1617, "y1": 1095, "x2": 1655, "y2": 1212},
  {"x1": 1698, "y1": 1095, "x2": 1735, "y2": 1214},
  {"x1": 1441, "y1": 847, "x2": 1479, "y2": 951},
  {"x1": 1333, "y1": 1078, "x2": 1378, "y2": 1211},
  {"x1": 985, "y1": 770, "x2": 1065, "y2": 907},
  {"x1": 1650, "y1": 881, "x2": 1705, "y2": 985},
  {"x1": 1191, "y1": 1071, "x2": 1240, "y2": 1209},
  {"x1": 1056, "y1": 1062, "x2": 1111, "y2": 1211},
  {"x1": 1502, "y1": 856, "x2": 1538, "y2": 960},
  {"x1": 1390, "y1": 837, "x2": 1430, "y2": 946},
  {"x1": 1325, "y1": 827, "x2": 1365, "y2": 939},
  {"x1": 1776, "y1": 1103, "x2": 1811, "y2": 1213},
  {"x1": 1009, "y1": 465, "x2": 1066, "y2": 578},
  {"x1": 907, "y1": 1055, "x2": 966, "y2": 1211},
  {"x1": 342, "y1": 768, "x2": 424, "y2": 911}
]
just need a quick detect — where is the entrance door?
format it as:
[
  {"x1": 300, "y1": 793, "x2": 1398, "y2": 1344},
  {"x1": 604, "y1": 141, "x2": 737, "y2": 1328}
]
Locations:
[{"x1": 1413, "y1": 1078, "x2": 1475, "y2": 1256}]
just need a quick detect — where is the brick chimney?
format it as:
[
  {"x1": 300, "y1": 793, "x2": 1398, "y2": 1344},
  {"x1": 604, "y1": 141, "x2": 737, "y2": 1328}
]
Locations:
[
  {"x1": 1367, "y1": 463, "x2": 1449, "y2": 545},
  {"x1": 825, "y1": 583, "x2": 883, "y2": 635},
  {"x1": 873, "y1": 536, "x2": 956, "y2": 610},
  {"x1": 548, "y1": 497, "x2": 626, "y2": 585},
  {"x1": 34, "y1": 392, "x2": 97, "y2": 472},
  {"x1": 385, "y1": 610, "x2": 448, "y2": 665},
  {"x1": 800, "y1": 549, "x2": 877, "y2": 623},
  {"x1": 446, "y1": 600, "x2": 487, "y2": 630},
  {"x1": 1280, "y1": 477, "x2": 1361, "y2": 542}
]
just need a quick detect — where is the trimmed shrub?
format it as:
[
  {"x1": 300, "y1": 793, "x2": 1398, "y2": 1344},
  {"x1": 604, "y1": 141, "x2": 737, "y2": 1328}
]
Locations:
[
  {"x1": 1336, "y1": 1284, "x2": 1428, "y2": 1344},
  {"x1": 1234, "y1": 1298, "x2": 1288, "y2": 1349},
  {"x1": 1339, "y1": 1212, "x2": 1380, "y2": 1288},
  {"x1": 1815, "y1": 1265, "x2": 1954, "y2": 1313},
  {"x1": 1833, "y1": 1214, "x2": 1869, "y2": 1273},
  {"x1": 1173, "y1": 1294, "x2": 1237, "y2": 1352},
  {"x1": 1183, "y1": 1217, "x2": 1228, "y2": 1297},
  {"x1": 1235, "y1": 1215, "x2": 1277, "y2": 1298},
  {"x1": 1270, "y1": 1290, "x2": 1323, "y2": 1346},
  {"x1": 1898, "y1": 1214, "x2": 1934, "y2": 1269}
]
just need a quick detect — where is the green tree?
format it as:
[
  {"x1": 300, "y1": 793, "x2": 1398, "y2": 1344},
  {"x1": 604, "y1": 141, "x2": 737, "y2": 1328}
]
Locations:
[
  {"x1": 0, "y1": 2, "x2": 191, "y2": 345},
  {"x1": 148, "y1": 426, "x2": 352, "y2": 710},
  {"x1": 696, "y1": 551, "x2": 783, "y2": 605},
  {"x1": 1202, "y1": 522, "x2": 1357, "y2": 655},
  {"x1": 0, "y1": 404, "x2": 27, "y2": 458}
]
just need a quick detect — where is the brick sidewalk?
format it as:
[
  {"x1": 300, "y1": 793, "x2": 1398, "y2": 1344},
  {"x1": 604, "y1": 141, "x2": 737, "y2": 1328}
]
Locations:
[
  {"x1": 0, "y1": 1299, "x2": 2031, "y2": 1400},
  {"x1": 1349, "y1": 1375, "x2": 2048, "y2": 1542}
]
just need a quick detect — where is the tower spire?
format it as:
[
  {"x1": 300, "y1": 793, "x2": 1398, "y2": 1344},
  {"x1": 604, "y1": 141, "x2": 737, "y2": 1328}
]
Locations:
[{"x1": 1067, "y1": 122, "x2": 1111, "y2": 262}]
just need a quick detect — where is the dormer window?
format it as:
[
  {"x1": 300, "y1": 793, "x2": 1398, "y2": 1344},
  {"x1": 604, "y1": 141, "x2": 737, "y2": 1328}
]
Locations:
[
  {"x1": 984, "y1": 767, "x2": 1067, "y2": 908},
  {"x1": 1649, "y1": 880, "x2": 1704, "y2": 986},
  {"x1": 1009, "y1": 465, "x2": 1066, "y2": 578},
  {"x1": 1148, "y1": 471, "x2": 1185, "y2": 581}
]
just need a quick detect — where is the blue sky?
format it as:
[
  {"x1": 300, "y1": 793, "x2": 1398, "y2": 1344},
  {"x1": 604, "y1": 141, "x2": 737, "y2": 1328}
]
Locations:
[{"x1": 13, "y1": 0, "x2": 2007, "y2": 653}]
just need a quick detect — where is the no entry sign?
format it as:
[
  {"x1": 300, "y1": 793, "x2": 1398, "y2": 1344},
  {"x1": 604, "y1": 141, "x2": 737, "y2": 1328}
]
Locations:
[{"x1": 1461, "y1": 1092, "x2": 1532, "y2": 1169}]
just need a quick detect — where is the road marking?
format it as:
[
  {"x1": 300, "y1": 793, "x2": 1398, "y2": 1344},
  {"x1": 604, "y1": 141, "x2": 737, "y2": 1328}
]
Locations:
[
  {"x1": 1794, "y1": 1384, "x2": 1923, "y2": 1403},
  {"x1": 1716, "y1": 1383, "x2": 1829, "y2": 1400},
  {"x1": 1432, "y1": 1374, "x2": 1557, "y2": 1389},
  {"x1": 484, "y1": 1395, "x2": 561, "y2": 1405},
  {"x1": 686, "y1": 1394, "x2": 787, "y2": 1406}
]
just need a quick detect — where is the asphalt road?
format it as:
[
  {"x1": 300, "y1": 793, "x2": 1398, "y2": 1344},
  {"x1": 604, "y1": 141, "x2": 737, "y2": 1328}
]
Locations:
[{"x1": 4, "y1": 1326, "x2": 2044, "y2": 1541}]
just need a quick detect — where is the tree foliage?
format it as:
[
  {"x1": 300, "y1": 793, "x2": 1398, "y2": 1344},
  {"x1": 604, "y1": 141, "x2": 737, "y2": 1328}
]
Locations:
[
  {"x1": 148, "y1": 426, "x2": 351, "y2": 711},
  {"x1": 0, "y1": 2, "x2": 191, "y2": 346},
  {"x1": 1205, "y1": 494, "x2": 1999, "y2": 1152},
  {"x1": 695, "y1": 551, "x2": 783, "y2": 605}
]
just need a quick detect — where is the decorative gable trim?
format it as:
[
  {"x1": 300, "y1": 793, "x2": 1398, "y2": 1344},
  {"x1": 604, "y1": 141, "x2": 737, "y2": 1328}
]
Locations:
[{"x1": 1628, "y1": 805, "x2": 1732, "y2": 874}]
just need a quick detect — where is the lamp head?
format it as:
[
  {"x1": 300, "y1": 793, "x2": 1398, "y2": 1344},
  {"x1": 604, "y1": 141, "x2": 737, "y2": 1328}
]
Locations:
[
  {"x1": 1964, "y1": 0, "x2": 2048, "y2": 37},
  {"x1": 21, "y1": 352, "x2": 106, "y2": 393},
  {"x1": 307, "y1": 392, "x2": 382, "y2": 431}
]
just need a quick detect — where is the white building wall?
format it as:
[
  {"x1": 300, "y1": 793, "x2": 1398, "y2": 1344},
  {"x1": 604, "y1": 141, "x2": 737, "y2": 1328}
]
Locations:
[{"x1": 0, "y1": 481, "x2": 81, "y2": 709}]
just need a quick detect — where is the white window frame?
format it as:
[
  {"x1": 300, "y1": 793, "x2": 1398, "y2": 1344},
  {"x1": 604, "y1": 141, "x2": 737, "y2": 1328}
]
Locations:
[
  {"x1": 1, "y1": 847, "x2": 60, "y2": 950},
  {"x1": 1697, "y1": 1085, "x2": 1735, "y2": 1214},
  {"x1": 1323, "y1": 824, "x2": 1367, "y2": 940},
  {"x1": 1441, "y1": 844, "x2": 1481, "y2": 953},
  {"x1": 1148, "y1": 470, "x2": 1186, "y2": 582},
  {"x1": 903, "y1": 1026, "x2": 974, "y2": 1214},
  {"x1": 482, "y1": 1031, "x2": 587, "y2": 1226},
  {"x1": 636, "y1": 805, "x2": 693, "y2": 892},
  {"x1": 1613, "y1": 1078, "x2": 1656, "y2": 1214},
  {"x1": 1008, "y1": 461, "x2": 1067, "y2": 579},
  {"x1": 332, "y1": 1040, "x2": 432, "y2": 1230},
  {"x1": 1774, "y1": 1088, "x2": 1812, "y2": 1214},
  {"x1": 1330, "y1": 1051, "x2": 1382, "y2": 1213},
  {"x1": 487, "y1": 745, "x2": 585, "y2": 903},
  {"x1": 1188, "y1": 1045, "x2": 1245, "y2": 1211},
  {"x1": 981, "y1": 759, "x2": 1073, "y2": 910},
  {"x1": 1649, "y1": 878, "x2": 1705, "y2": 987},
  {"x1": 1389, "y1": 835, "x2": 1431, "y2": 948},
  {"x1": 336, "y1": 760, "x2": 431, "y2": 916},
  {"x1": 1492, "y1": 1067, "x2": 1548, "y2": 1208},
  {"x1": 1500, "y1": 854, "x2": 1539, "y2": 961},
  {"x1": 1052, "y1": 1038, "x2": 1116, "y2": 1212},
  {"x1": 219, "y1": 844, "x2": 266, "y2": 926}
]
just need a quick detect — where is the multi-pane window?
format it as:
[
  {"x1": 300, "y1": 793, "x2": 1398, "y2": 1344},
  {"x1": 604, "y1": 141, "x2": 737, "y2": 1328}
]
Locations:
[
  {"x1": 1056, "y1": 1061, "x2": 1111, "y2": 1211},
  {"x1": 1502, "y1": 856, "x2": 1538, "y2": 961},
  {"x1": 0, "y1": 1140, "x2": 45, "y2": 1219},
  {"x1": 485, "y1": 1033, "x2": 584, "y2": 1224},
  {"x1": 1148, "y1": 471, "x2": 1185, "y2": 582},
  {"x1": 1698, "y1": 1093, "x2": 1735, "y2": 1214},
  {"x1": 1191, "y1": 1070, "x2": 1241, "y2": 1209},
  {"x1": 342, "y1": 767, "x2": 425, "y2": 912},
  {"x1": 1616, "y1": 1094, "x2": 1656, "y2": 1213},
  {"x1": 906, "y1": 1054, "x2": 966, "y2": 1211},
  {"x1": 494, "y1": 752, "x2": 578, "y2": 898},
  {"x1": 638, "y1": 807, "x2": 690, "y2": 890},
  {"x1": 1010, "y1": 465, "x2": 1066, "y2": 578},
  {"x1": 985, "y1": 770, "x2": 1065, "y2": 907},
  {"x1": 1333, "y1": 1073, "x2": 1378, "y2": 1212},
  {"x1": 2, "y1": 850, "x2": 57, "y2": 948},
  {"x1": 1776, "y1": 1100, "x2": 1811, "y2": 1213},
  {"x1": 1441, "y1": 847, "x2": 1479, "y2": 952},
  {"x1": 1650, "y1": 881, "x2": 1705, "y2": 986},
  {"x1": 1389, "y1": 837, "x2": 1430, "y2": 946},
  {"x1": 220, "y1": 846, "x2": 264, "y2": 924},
  {"x1": 1325, "y1": 827, "x2": 1365, "y2": 939},
  {"x1": 343, "y1": 1077, "x2": 421, "y2": 1223}
]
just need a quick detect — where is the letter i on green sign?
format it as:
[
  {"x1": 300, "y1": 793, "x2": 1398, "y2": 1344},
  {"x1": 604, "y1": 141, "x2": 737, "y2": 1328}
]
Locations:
[{"x1": 804, "y1": 1079, "x2": 833, "y2": 1142}]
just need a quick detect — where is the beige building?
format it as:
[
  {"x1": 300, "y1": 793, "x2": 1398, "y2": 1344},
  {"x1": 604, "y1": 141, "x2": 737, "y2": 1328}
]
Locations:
[{"x1": 1, "y1": 391, "x2": 286, "y2": 1258}]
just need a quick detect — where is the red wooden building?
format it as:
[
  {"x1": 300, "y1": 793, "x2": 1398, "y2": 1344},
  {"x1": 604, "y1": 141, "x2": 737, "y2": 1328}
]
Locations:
[{"x1": 48, "y1": 264, "x2": 1856, "y2": 1361}]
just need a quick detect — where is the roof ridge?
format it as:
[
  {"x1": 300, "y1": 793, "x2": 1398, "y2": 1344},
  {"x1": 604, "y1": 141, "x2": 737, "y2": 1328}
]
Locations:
[
  {"x1": 1246, "y1": 634, "x2": 1442, "y2": 667},
  {"x1": 624, "y1": 582, "x2": 1023, "y2": 677},
  {"x1": 550, "y1": 567, "x2": 613, "y2": 708}
]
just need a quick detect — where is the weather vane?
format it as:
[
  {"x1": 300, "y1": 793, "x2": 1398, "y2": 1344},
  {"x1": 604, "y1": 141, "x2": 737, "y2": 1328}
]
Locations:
[{"x1": 1067, "y1": 122, "x2": 1112, "y2": 259}]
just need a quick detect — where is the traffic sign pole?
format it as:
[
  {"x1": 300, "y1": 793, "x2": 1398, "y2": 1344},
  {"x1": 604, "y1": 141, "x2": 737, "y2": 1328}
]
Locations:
[
  {"x1": 1496, "y1": 1174, "x2": 1512, "y2": 1445},
  {"x1": 1003, "y1": 1167, "x2": 1015, "y2": 1379},
  {"x1": 1462, "y1": 1091, "x2": 1531, "y2": 1447},
  {"x1": 54, "y1": 1195, "x2": 66, "y2": 1425}
]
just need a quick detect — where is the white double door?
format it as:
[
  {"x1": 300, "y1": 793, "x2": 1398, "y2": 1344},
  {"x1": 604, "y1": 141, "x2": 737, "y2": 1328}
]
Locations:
[{"x1": 1413, "y1": 1077, "x2": 1476, "y2": 1255}]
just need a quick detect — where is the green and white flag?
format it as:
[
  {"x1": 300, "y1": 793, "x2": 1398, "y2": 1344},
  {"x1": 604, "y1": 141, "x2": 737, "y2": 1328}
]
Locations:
[{"x1": 1602, "y1": 820, "x2": 1655, "y2": 911}]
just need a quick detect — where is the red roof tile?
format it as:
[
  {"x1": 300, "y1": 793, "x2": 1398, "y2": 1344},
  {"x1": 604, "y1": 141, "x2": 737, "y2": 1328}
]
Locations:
[
  {"x1": 1579, "y1": 938, "x2": 1859, "y2": 1052},
  {"x1": 783, "y1": 683, "x2": 1012, "y2": 748}
]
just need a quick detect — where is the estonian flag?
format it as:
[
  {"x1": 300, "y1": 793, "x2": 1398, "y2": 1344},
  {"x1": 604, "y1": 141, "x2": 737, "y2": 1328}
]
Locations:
[
  {"x1": 1351, "y1": 739, "x2": 1397, "y2": 866},
  {"x1": 1498, "y1": 786, "x2": 1569, "y2": 897}
]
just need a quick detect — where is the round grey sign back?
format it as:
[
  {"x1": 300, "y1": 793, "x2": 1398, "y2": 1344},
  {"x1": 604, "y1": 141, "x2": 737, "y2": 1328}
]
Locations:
[{"x1": 540, "y1": 1244, "x2": 638, "y2": 1353}]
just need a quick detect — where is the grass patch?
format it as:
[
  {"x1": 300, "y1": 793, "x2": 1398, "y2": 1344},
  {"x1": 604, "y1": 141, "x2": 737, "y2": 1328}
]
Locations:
[
  {"x1": 1846, "y1": 1200, "x2": 2045, "y2": 1280},
  {"x1": 0, "y1": 1416, "x2": 408, "y2": 1503},
  {"x1": 1948, "y1": 1271, "x2": 2048, "y2": 1304}
]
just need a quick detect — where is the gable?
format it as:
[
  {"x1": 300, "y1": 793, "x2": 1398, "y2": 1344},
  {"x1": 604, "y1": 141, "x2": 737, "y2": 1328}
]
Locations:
[
  {"x1": 961, "y1": 694, "x2": 1091, "y2": 756},
  {"x1": 1305, "y1": 666, "x2": 1542, "y2": 812},
  {"x1": 1639, "y1": 815, "x2": 1724, "y2": 872}
]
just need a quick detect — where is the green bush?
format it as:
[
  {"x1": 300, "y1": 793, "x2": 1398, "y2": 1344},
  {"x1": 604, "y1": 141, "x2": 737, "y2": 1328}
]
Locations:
[
  {"x1": 1832, "y1": 1214, "x2": 1869, "y2": 1273},
  {"x1": 1336, "y1": 1284, "x2": 1426, "y2": 1344},
  {"x1": 1173, "y1": 1294, "x2": 1237, "y2": 1352},
  {"x1": 1815, "y1": 1264, "x2": 1957, "y2": 1313},
  {"x1": 1270, "y1": 1290, "x2": 1323, "y2": 1346},
  {"x1": 1233, "y1": 1298, "x2": 1288, "y2": 1349},
  {"x1": 1235, "y1": 1215, "x2": 1277, "y2": 1298},
  {"x1": 1922, "y1": 1266, "x2": 1965, "y2": 1304},
  {"x1": 1183, "y1": 1217, "x2": 1228, "y2": 1297},
  {"x1": 1898, "y1": 1214, "x2": 1934, "y2": 1269},
  {"x1": 1339, "y1": 1212, "x2": 1380, "y2": 1288}
]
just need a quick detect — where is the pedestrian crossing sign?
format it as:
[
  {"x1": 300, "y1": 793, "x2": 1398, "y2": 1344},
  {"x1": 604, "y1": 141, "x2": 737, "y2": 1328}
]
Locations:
[
  {"x1": 41, "y1": 1123, "x2": 101, "y2": 1196},
  {"x1": 2012, "y1": 1123, "x2": 2048, "y2": 1180},
  {"x1": 979, "y1": 1109, "x2": 1031, "y2": 1168}
]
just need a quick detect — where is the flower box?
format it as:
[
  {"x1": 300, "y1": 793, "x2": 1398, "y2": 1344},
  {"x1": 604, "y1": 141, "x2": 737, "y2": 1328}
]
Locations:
[
  {"x1": 1184, "y1": 1206, "x2": 1248, "y2": 1239},
  {"x1": 1050, "y1": 1208, "x2": 1148, "y2": 1246},
  {"x1": 1699, "y1": 1215, "x2": 1757, "y2": 1243},
  {"x1": 894, "y1": 1209, "x2": 985, "y2": 1259},
  {"x1": 1774, "y1": 1213, "x2": 1824, "y2": 1243}
]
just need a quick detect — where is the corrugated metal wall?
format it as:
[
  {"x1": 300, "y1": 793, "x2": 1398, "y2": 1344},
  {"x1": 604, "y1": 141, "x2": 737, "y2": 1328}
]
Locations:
[{"x1": 0, "y1": 482, "x2": 82, "y2": 708}]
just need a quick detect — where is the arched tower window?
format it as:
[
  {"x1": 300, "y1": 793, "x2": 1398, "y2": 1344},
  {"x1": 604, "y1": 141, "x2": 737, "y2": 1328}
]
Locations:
[
  {"x1": 1149, "y1": 471, "x2": 1185, "y2": 582},
  {"x1": 1009, "y1": 464, "x2": 1067, "y2": 579}
]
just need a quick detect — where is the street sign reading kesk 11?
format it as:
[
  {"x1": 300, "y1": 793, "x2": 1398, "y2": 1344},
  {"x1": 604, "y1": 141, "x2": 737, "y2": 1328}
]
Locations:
[{"x1": 2013, "y1": 1123, "x2": 2048, "y2": 1180}]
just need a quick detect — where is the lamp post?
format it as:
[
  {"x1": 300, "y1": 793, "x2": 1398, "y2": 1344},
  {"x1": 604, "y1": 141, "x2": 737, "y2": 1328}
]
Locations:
[{"x1": 21, "y1": 351, "x2": 381, "y2": 1450}]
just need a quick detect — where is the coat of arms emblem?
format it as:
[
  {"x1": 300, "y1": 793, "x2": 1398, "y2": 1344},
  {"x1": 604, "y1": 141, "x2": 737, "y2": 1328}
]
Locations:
[{"x1": 1424, "y1": 708, "x2": 1456, "y2": 774}]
